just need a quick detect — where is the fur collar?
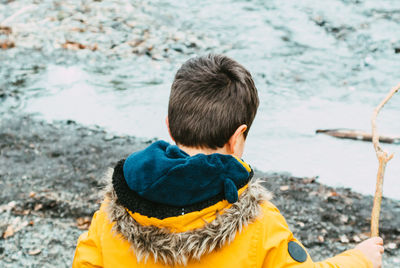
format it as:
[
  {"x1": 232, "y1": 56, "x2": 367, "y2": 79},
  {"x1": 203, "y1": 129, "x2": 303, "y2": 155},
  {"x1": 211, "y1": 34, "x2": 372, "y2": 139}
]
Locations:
[{"x1": 102, "y1": 168, "x2": 272, "y2": 266}]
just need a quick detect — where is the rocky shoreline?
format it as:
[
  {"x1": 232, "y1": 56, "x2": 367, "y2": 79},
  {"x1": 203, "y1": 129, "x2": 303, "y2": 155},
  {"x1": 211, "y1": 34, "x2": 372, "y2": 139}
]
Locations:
[{"x1": 0, "y1": 114, "x2": 399, "y2": 267}]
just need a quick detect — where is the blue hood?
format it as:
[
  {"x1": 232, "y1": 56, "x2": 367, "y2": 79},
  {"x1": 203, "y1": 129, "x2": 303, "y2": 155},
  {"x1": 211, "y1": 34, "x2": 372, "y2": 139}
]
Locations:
[{"x1": 123, "y1": 140, "x2": 251, "y2": 206}]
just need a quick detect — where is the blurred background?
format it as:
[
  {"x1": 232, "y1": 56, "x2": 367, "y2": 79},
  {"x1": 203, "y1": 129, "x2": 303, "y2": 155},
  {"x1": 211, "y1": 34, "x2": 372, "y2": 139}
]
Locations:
[
  {"x1": 2, "y1": 0, "x2": 398, "y2": 199},
  {"x1": 1, "y1": 0, "x2": 400, "y2": 267}
]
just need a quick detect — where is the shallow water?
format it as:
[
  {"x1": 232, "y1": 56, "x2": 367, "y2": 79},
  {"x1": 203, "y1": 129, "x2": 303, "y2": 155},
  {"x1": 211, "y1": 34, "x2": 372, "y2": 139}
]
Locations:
[{"x1": 1, "y1": 0, "x2": 399, "y2": 199}]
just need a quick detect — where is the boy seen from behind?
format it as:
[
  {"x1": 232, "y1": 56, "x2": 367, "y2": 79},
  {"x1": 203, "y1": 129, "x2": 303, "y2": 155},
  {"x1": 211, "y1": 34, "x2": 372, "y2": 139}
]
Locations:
[{"x1": 73, "y1": 54, "x2": 383, "y2": 268}]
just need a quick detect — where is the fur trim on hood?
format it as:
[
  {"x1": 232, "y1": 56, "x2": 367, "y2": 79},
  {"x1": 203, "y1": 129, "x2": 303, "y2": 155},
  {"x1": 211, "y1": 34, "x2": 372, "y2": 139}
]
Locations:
[{"x1": 102, "y1": 168, "x2": 272, "y2": 266}]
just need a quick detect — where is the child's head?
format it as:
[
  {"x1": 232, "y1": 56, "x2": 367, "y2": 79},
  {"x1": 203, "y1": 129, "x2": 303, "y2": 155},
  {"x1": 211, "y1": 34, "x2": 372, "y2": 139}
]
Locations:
[{"x1": 168, "y1": 54, "x2": 259, "y2": 152}]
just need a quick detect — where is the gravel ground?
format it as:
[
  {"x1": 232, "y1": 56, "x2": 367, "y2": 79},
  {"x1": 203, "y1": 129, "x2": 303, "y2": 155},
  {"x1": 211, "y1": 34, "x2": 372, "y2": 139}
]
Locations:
[{"x1": 0, "y1": 114, "x2": 399, "y2": 267}]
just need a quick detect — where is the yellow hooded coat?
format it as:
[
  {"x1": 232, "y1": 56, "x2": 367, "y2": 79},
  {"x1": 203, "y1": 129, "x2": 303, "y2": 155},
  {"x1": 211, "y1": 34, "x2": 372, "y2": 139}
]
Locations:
[{"x1": 73, "y1": 167, "x2": 371, "y2": 268}]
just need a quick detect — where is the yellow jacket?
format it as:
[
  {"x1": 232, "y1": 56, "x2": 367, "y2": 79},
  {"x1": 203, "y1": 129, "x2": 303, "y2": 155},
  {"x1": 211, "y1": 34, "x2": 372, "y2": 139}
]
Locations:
[{"x1": 73, "y1": 175, "x2": 371, "y2": 268}]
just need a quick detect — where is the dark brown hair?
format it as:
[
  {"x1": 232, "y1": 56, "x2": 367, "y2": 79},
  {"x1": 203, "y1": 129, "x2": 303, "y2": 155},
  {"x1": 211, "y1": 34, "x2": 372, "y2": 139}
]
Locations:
[{"x1": 168, "y1": 54, "x2": 259, "y2": 149}]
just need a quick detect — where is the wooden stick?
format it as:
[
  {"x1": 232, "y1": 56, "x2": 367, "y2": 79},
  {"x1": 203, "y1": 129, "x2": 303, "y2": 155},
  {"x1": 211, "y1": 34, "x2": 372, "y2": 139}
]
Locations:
[
  {"x1": 370, "y1": 83, "x2": 400, "y2": 237},
  {"x1": 316, "y1": 129, "x2": 400, "y2": 144}
]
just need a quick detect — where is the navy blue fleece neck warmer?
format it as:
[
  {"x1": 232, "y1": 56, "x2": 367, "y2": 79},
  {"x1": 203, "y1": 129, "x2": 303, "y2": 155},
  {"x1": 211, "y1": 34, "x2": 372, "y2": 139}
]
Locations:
[{"x1": 123, "y1": 140, "x2": 251, "y2": 206}]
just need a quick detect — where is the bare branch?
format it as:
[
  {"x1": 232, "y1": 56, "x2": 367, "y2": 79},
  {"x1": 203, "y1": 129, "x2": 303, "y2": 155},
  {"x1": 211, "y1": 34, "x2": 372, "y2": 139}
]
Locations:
[{"x1": 370, "y1": 82, "x2": 400, "y2": 237}]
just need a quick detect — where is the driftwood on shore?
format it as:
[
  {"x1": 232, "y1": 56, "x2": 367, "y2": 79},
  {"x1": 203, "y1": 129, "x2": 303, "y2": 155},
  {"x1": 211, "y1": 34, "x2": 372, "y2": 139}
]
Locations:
[{"x1": 316, "y1": 129, "x2": 400, "y2": 144}]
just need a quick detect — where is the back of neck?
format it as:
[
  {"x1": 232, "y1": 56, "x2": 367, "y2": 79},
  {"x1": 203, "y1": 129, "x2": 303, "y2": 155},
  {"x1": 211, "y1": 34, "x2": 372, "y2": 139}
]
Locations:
[{"x1": 177, "y1": 144, "x2": 231, "y2": 156}]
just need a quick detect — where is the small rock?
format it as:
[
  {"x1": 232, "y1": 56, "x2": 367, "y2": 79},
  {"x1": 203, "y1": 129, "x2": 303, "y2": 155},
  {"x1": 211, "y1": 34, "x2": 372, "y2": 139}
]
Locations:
[
  {"x1": 50, "y1": 150, "x2": 62, "y2": 157},
  {"x1": 296, "y1": 221, "x2": 305, "y2": 228},
  {"x1": 3, "y1": 225, "x2": 14, "y2": 239},
  {"x1": 280, "y1": 185, "x2": 290, "y2": 191},
  {"x1": 62, "y1": 40, "x2": 86, "y2": 50},
  {"x1": 0, "y1": 40, "x2": 15, "y2": 50},
  {"x1": 34, "y1": 203, "x2": 43, "y2": 211},
  {"x1": 343, "y1": 197, "x2": 353, "y2": 205},
  {"x1": 387, "y1": 242, "x2": 397, "y2": 250},
  {"x1": 313, "y1": 16, "x2": 326, "y2": 26},
  {"x1": 353, "y1": 235, "x2": 361, "y2": 243},
  {"x1": 170, "y1": 44, "x2": 185, "y2": 53},
  {"x1": 340, "y1": 215, "x2": 349, "y2": 223},
  {"x1": 104, "y1": 134, "x2": 115, "y2": 141},
  {"x1": 132, "y1": 44, "x2": 148, "y2": 55},
  {"x1": 76, "y1": 217, "x2": 91, "y2": 230},
  {"x1": 0, "y1": 26, "x2": 12, "y2": 35},
  {"x1": 28, "y1": 249, "x2": 42, "y2": 256},
  {"x1": 126, "y1": 21, "x2": 138, "y2": 28},
  {"x1": 395, "y1": 47, "x2": 400, "y2": 54},
  {"x1": 303, "y1": 176, "x2": 317, "y2": 184},
  {"x1": 328, "y1": 191, "x2": 339, "y2": 197},
  {"x1": 339, "y1": 234, "x2": 349, "y2": 243},
  {"x1": 281, "y1": 36, "x2": 290, "y2": 42},
  {"x1": 318, "y1": 235, "x2": 324, "y2": 243},
  {"x1": 185, "y1": 41, "x2": 197, "y2": 48},
  {"x1": 0, "y1": 201, "x2": 16, "y2": 213},
  {"x1": 21, "y1": 209, "x2": 30, "y2": 215},
  {"x1": 327, "y1": 195, "x2": 339, "y2": 203}
]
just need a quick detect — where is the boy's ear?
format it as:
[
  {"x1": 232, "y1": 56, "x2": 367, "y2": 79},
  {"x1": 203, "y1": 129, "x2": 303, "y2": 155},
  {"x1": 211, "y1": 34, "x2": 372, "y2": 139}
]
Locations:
[
  {"x1": 166, "y1": 117, "x2": 175, "y2": 142},
  {"x1": 228, "y1": 124, "x2": 247, "y2": 155}
]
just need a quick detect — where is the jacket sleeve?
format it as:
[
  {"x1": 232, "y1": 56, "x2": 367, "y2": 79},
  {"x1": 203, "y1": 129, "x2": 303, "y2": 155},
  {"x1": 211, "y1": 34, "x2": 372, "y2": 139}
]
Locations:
[
  {"x1": 72, "y1": 210, "x2": 104, "y2": 268},
  {"x1": 260, "y1": 202, "x2": 372, "y2": 268}
]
